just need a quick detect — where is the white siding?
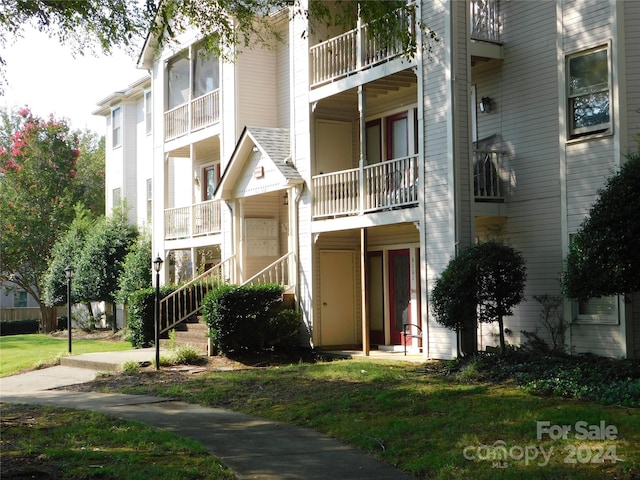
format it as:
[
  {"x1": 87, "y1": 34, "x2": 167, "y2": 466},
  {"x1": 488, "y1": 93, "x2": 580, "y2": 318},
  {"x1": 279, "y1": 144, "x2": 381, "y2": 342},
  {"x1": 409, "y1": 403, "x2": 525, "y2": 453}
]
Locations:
[
  {"x1": 422, "y1": 0, "x2": 457, "y2": 359},
  {"x1": 625, "y1": 1, "x2": 640, "y2": 149},
  {"x1": 237, "y1": 47, "x2": 278, "y2": 131}
]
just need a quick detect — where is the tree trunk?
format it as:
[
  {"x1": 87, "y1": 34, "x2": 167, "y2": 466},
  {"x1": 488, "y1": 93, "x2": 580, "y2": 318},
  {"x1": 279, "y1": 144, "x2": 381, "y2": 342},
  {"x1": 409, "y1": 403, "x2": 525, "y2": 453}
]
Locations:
[
  {"x1": 112, "y1": 301, "x2": 118, "y2": 333},
  {"x1": 38, "y1": 304, "x2": 56, "y2": 333},
  {"x1": 498, "y1": 315, "x2": 506, "y2": 355}
]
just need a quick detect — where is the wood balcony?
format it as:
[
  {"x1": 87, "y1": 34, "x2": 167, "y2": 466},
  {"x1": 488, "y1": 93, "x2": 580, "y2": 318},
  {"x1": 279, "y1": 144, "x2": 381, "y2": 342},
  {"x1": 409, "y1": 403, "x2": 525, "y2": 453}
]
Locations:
[
  {"x1": 312, "y1": 155, "x2": 418, "y2": 219},
  {"x1": 164, "y1": 199, "x2": 222, "y2": 241},
  {"x1": 164, "y1": 89, "x2": 220, "y2": 142}
]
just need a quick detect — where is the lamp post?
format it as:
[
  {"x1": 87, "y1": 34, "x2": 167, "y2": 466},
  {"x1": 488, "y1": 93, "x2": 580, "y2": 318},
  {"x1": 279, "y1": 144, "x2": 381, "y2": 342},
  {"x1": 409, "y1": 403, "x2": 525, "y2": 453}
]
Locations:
[
  {"x1": 64, "y1": 265, "x2": 74, "y2": 354},
  {"x1": 153, "y1": 254, "x2": 164, "y2": 370}
]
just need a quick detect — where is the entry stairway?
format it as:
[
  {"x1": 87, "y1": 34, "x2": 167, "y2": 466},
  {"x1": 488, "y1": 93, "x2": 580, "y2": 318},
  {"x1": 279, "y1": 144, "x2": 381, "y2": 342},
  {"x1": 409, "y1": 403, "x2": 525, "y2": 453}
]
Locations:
[{"x1": 158, "y1": 252, "x2": 296, "y2": 353}]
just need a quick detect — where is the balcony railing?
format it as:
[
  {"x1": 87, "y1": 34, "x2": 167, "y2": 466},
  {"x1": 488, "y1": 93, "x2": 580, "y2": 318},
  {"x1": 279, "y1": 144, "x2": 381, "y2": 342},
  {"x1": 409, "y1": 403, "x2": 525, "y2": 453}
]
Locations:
[
  {"x1": 312, "y1": 155, "x2": 418, "y2": 218},
  {"x1": 165, "y1": 199, "x2": 222, "y2": 240},
  {"x1": 310, "y1": 6, "x2": 414, "y2": 87},
  {"x1": 164, "y1": 89, "x2": 220, "y2": 141},
  {"x1": 470, "y1": 0, "x2": 501, "y2": 43},
  {"x1": 473, "y1": 150, "x2": 505, "y2": 200}
]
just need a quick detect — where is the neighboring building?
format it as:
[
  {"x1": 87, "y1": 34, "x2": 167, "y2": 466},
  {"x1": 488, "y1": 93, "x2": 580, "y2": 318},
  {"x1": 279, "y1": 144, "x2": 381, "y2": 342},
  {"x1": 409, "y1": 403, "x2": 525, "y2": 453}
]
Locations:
[{"x1": 97, "y1": 0, "x2": 640, "y2": 359}]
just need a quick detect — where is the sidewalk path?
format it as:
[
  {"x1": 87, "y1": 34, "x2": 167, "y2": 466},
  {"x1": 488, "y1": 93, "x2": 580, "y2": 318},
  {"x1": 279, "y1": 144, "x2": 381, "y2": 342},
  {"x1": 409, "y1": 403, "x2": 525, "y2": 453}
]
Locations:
[{"x1": 1, "y1": 350, "x2": 416, "y2": 480}]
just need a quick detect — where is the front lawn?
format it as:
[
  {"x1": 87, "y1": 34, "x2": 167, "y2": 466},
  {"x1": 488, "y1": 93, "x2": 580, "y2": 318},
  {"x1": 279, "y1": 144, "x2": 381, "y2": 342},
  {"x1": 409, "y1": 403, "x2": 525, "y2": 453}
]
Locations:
[
  {"x1": 77, "y1": 356, "x2": 640, "y2": 479},
  {"x1": 0, "y1": 333, "x2": 132, "y2": 377}
]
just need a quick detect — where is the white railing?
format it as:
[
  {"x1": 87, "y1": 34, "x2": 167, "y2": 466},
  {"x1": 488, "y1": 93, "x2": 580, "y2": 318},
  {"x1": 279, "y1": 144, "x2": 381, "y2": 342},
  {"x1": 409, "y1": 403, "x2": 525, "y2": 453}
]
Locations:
[
  {"x1": 165, "y1": 200, "x2": 222, "y2": 240},
  {"x1": 363, "y1": 155, "x2": 418, "y2": 211},
  {"x1": 312, "y1": 155, "x2": 418, "y2": 218},
  {"x1": 470, "y1": 0, "x2": 501, "y2": 43},
  {"x1": 164, "y1": 89, "x2": 220, "y2": 141},
  {"x1": 193, "y1": 199, "x2": 222, "y2": 237},
  {"x1": 164, "y1": 103, "x2": 189, "y2": 141},
  {"x1": 310, "y1": 7, "x2": 414, "y2": 87},
  {"x1": 313, "y1": 168, "x2": 360, "y2": 218},
  {"x1": 473, "y1": 150, "x2": 504, "y2": 199},
  {"x1": 159, "y1": 256, "x2": 235, "y2": 335},
  {"x1": 243, "y1": 252, "x2": 296, "y2": 287},
  {"x1": 191, "y1": 90, "x2": 220, "y2": 131}
]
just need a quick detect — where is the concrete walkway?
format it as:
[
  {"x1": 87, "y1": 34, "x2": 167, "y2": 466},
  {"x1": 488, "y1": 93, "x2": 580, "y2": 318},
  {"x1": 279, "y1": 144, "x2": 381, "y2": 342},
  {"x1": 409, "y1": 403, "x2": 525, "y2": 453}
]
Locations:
[{"x1": 0, "y1": 350, "x2": 416, "y2": 480}]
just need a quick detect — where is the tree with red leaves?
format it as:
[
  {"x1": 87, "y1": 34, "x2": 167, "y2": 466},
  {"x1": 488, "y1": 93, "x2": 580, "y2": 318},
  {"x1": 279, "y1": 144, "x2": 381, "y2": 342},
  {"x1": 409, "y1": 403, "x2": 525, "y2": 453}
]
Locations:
[{"x1": 0, "y1": 107, "x2": 84, "y2": 331}]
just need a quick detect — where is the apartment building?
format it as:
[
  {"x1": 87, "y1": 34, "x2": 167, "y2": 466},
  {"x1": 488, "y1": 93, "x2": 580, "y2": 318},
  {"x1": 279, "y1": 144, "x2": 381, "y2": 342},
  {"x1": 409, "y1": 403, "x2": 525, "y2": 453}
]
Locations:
[{"x1": 98, "y1": 0, "x2": 640, "y2": 359}]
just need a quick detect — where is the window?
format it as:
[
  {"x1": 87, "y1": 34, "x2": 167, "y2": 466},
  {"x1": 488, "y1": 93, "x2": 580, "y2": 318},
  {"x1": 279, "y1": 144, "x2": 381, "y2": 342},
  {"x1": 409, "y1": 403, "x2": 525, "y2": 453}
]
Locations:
[
  {"x1": 113, "y1": 188, "x2": 121, "y2": 208},
  {"x1": 203, "y1": 165, "x2": 220, "y2": 201},
  {"x1": 193, "y1": 44, "x2": 219, "y2": 98},
  {"x1": 567, "y1": 46, "x2": 610, "y2": 137},
  {"x1": 167, "y1": 54, "x2": 190, "y2": 109},
  {"x1": 144, "y1": 91, "x2": 152, "y2": 135},
  {"x1": 146, "y1": 178, "x2": 152, "y2": 222},
  {"x1": 14, "y1": 291, "x2": 27, "y2": 307},
  {"x1": 112, "y1": 107, "x2": 122, "y2": 148},
  {"x1": 576, "y1": 296, "x2": 619, "y2": 325}
]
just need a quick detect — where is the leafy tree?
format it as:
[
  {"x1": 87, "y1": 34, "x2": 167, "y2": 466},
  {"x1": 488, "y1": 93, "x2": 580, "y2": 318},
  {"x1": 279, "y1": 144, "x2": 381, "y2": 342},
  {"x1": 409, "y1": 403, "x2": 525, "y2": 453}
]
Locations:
[
  {"x1": 1, "y1": 1, "x2": 436, "y2": 92},
  {"x1": 0, "y1": 0, "x2": 154, "y2": 92},
  {"x1": 73, "y1": 207, "x2": 138, "y2": 331},
  {"x1": 75, "y1": 131, "x2": 105, "y2": 216},
  {"x1": 116, "y1": 233, "x2": 152, "y2": 306},
  {"x1": 151, "y1": 1, "x2": 435, "y2": 63},
  {"x1": 42, "y1": 206, "x2": 95, "y2": 307},
  {"x1": 563, "y1": 149, "x2": 640, "y2": 299},
  {"x1": 473, "y1": 241, "x2": 527, "y2": 355},
  {"x1": 0, "y1": 107, "x2": 83, "y2": 330},
  {"x1": 430, "y1": 247, "x2": 478, "y2": 357},
  {"x1": 431, "y1": 241, "x2": 527, "y2": 356}
]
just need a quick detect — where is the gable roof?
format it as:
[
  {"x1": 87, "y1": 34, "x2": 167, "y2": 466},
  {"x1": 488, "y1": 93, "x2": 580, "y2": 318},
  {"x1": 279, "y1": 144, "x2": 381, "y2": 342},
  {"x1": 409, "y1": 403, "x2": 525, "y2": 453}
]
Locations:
[{"x1": 216, "y1": 126, "x2": 303, "y2": 199}]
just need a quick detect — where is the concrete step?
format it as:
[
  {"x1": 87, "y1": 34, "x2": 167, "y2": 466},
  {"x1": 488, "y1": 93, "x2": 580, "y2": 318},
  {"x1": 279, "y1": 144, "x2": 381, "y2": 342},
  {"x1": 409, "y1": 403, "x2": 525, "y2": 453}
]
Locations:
[{"x1": 59, "y1": 348, "x2": 158, "y2": 371}]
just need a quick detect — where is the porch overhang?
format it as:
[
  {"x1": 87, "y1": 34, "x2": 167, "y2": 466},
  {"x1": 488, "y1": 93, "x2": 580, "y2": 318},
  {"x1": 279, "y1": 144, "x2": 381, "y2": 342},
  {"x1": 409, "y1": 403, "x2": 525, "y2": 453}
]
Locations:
[{"x1": 216, "y1": 126, "x2": 303, "y2": 201}]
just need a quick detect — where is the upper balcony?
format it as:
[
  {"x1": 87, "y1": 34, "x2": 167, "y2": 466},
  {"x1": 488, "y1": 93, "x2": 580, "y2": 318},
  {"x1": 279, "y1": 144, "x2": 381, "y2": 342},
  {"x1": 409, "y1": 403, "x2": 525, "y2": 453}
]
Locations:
[
  {"x1": 312, "y1": 155, "x2": 418, "y2": 220},
  {"x1": 469, "y1": 0, "x2": 503, "y2": 62},
  {"x1": 164, "y1": 89, "x2": 220, "y2": 142},
  {"x1": 310, "y1": 149, "x2": 507, "y2": 222},
  {"x1": 309, "y1": 6, "x2": 416, "y2": 101}
]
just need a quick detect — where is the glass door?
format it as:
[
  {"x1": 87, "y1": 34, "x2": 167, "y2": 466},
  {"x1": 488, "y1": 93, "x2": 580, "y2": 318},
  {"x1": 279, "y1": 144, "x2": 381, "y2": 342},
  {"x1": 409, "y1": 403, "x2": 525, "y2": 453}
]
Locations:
[{"x1": 389, "y1": 249, "x2": 410, "y2": 344}]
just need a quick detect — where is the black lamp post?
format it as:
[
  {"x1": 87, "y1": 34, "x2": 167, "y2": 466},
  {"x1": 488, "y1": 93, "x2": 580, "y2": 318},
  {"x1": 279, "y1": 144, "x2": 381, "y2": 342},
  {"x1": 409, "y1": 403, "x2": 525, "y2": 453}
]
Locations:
[
  {"x1": 153, "y1": 254, "x2": 164, "y2": 370},
  {"x1": 64, "y1": 265, "x2": 74, "y2": 354}
]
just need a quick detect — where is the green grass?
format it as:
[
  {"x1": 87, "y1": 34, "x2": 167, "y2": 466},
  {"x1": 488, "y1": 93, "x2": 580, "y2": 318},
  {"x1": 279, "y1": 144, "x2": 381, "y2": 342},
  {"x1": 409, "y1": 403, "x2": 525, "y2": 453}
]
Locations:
[
  {"x1": 111, "y1": 359, "x2": 640, "y2": 480},
  {"x1": 0, "y1": 333, "x2": 132, "y2": 377},
  {"x1": 0, "y1": 404, "x2": 234, "y2": 479}
]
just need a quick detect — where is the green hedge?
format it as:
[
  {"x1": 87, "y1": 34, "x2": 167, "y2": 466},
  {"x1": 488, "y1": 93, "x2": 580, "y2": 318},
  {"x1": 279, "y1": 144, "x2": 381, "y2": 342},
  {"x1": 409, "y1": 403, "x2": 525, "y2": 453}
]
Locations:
[
  {"x1": 202, "y1": 283, "x2": 300, "y2": 354},
  {"x1": 0, "y1": 317, "x2": 67, "y2": 336}
]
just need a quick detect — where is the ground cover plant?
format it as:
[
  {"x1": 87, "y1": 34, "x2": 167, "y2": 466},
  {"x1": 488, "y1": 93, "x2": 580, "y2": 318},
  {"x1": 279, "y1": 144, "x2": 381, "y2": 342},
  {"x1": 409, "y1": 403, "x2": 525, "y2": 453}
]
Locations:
[
  {"x1": 0, "y1": 332, "x2": 131, "y2": 377},
  {"x1": 0, "y1": 404, "x2": 234, "y2": 480},
  {"x1": 64, "y1": 354, "x2": 640, "y2": 480}
]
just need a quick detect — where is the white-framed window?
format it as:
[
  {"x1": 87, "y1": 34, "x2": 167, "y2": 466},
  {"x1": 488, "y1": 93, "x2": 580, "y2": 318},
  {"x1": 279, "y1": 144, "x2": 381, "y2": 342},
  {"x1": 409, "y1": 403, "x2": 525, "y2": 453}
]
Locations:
[
  {"x1": 575, "y1": 296, "x2": 619, "y2": 325},
  {"x1": 566, "y1": 45, "x2": 611, "y2": 138},
  {"x1": 144, "y1": 90, "x2": 152, "y2": 135},
  {"x1": 146, "y1": 178, "x2": 152, "y2": 222},
  {"x1": 113, "y1": 187, "x2": 121, "y2": 208},
  {"x1": 112, "y1": 107, "x2": 122, "y2": 148},
  {"x1": 167, "y1": 53, "x2": 190, "y2": 110}
]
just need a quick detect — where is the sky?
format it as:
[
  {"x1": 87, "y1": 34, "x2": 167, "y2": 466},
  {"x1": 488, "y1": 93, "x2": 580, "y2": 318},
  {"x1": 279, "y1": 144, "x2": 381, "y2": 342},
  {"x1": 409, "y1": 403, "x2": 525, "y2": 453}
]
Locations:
[{"x1": 1, "y1": 27, "x2": 146, "y2": 134}]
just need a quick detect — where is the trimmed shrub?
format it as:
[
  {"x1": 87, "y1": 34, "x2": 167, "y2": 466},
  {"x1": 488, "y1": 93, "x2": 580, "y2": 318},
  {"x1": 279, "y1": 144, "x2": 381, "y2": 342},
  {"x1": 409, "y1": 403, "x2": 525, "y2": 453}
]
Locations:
[
  {"x1": 126, "y1": 285, "x2": 179, "y2": 348},
  {"x1": 202, "y1": 283, "x2": 295, "y2": 354},
  {"x1": 0, "y1": 319, "x2": 40, "y2": 336}
]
